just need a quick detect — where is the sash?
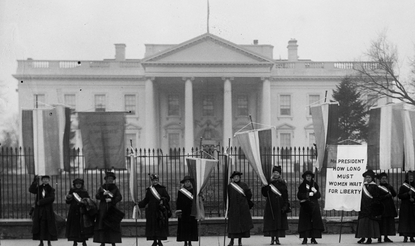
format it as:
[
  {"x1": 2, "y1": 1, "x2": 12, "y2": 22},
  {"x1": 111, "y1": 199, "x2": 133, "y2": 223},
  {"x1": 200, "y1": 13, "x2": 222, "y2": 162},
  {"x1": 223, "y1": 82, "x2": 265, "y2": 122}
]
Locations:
[
  {"x1": 403, "y1": 183, "x2": 415, "y2": 193},
  {"x1": 179, "y1": 188, "x2": 194, "y2": 200},
  {"x1": 73, "y1": 192, "x2": 82, "y2": 202},
  {"x1": 150, "y1": 186, "x2": 161, "y2": 200},
  {"x1": 269, "y1": 184, "x2": 282, "y2": 196},
  {"x1": 378, "y1": 185, "x2": 391, "y2": 195},
  {"x1": 230, "y1": 182, "x2": 245, "y2": 196},
  {"x1": 362, "y1": 185, "x2": 373, "y2": 199}
]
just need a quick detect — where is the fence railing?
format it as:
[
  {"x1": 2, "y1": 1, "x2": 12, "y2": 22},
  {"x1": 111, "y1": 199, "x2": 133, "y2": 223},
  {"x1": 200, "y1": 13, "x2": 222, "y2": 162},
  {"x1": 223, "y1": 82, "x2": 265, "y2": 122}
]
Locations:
[{"x1": 0, "y1": 146, "x2": 406, "y2": 220}]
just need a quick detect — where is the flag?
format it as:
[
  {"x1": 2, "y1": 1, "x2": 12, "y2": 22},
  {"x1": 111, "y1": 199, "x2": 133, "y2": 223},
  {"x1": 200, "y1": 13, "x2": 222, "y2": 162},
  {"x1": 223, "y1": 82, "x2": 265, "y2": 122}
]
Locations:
[
  {"x1": 310, "y1": 103, "x2": 340, "y2": 169},
  {"x1": 21, "y1": 106, "x2": 71, "y2": 175},
  {"x1": 402, "y1": 107, "x2": 415, "y2": 170},
  {"x1": 78, "y1": 112, "x2": 126, "y2": 170},
  {"x1": 234, "y1": 128, "x2": 273, "y2": 185},
  {"x1": 367, "y1": 104, "x2": 404, "y2": 170},
  {"x1": 186, "y1": 157, "x2": 218, "y2": 220},
  {"x1": 129, "y1": 147, "x2": 140, "y2": 219}
]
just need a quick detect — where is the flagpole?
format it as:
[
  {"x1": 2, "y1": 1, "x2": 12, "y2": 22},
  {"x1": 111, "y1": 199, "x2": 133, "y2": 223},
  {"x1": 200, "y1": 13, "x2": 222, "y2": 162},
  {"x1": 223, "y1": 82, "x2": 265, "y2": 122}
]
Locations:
[
  {"x1": 224, "y1": 138, "x2": 231, "y2": 246},
  {"x1": 199, "y1": 137, "x2": 203, "y2": 246},
  {"x1": 130, "y1": 139, "x2": 139, "y2": 246}
]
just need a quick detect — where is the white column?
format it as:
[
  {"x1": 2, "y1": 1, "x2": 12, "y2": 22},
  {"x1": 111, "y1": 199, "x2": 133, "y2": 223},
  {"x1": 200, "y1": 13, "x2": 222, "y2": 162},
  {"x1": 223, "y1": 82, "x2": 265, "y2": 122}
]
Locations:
[
  {"x1": 262, "y1": 78, "x2": 271, "y2": 125},
  {"x1": 184, "y1": 78, "x2": 194, "y2": 152},
  {"x1": 145, "y1": 78, "x2": 156, "y2": 150},
  {"x1": 223, "y1": 78, "x2": 233, "y2": 147}
]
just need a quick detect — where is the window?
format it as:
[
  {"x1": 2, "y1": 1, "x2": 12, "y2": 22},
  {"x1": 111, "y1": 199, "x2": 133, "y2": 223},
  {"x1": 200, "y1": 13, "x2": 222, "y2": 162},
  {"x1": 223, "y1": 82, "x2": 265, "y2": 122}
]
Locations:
[
  {"x1": 279, "y1": 95, "x2": 291, "y2": 116},
  {"x1": 125, "y1": 95, "x2": 136, "y2": 115},
  {"x1": 280, "y1": 133, "x2": 291, "y2": 159},
  {"x1": 168, "y1": 133, "x2": 180, "y2": 159},
  {"x1": 95, "y1": 94, "x2": 106, "y2": 112},
  {"x1": 64, "y1": 94, "x2": 76, "y2": 113},
  {"x1": 168, "y1": 95, "x2": 180, "y2": 116},
  {"x1": 237, "y1": 95, "x2": 249, "y2": 116},
  {"x1": 308, "y1": 95, "x2": 320, "y2": 115},
  {"x1": 203, "y1": 95, "x2": 214, "y2": 116},
  {"x1": 33, "y1": 94, "x2": 45, "y2": 108}
]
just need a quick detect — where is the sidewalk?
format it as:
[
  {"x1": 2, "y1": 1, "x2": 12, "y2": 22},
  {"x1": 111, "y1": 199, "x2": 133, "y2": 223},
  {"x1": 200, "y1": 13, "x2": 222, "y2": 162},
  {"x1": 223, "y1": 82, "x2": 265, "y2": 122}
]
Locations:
[{"x1": 0, "y1": 234, "x2": 409, "y2": 246}]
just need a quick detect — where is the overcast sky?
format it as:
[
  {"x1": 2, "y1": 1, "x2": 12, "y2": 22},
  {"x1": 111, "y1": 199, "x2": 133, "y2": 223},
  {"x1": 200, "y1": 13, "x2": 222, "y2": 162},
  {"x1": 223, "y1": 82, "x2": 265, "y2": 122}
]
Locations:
[{"x1": 1, "y1": 0, "x2": 415, "y2": 120}]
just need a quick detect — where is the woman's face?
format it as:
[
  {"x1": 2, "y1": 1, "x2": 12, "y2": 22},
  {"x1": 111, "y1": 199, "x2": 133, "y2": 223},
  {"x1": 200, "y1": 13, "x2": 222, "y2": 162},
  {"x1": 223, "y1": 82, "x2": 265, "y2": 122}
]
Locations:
[
  {"x1": 41, "y1": 177, "x2": 50, "y2": 185},
  {"x1": 75, "y1": 183, "x2": 82, "y2": 189},
  {"x1": 408, "y1": 174, "x2": 414, "y2": 182},
  {"x1": 380, "y1": 176, "x2": 388, "y2": 184},
  {"x1": 364, "y1": 175, "x2": 373, "y2": 183},
  {"x1": 305, "y1": 174, "x2": 312, "y2": 182},
  {"x1": 183, "y1": 180, "x2": 192, "y2": 188},
  {"x1": 233, "y1": 175, "x2": 241, "y2": 182},
  {"x1": 105, "y1": 177, "x2": 114, "y2": 184},
  {"x1": 272, "y1": 171, "x2": 281, "y2": 179},
  {"x1": 151, "y1": 179, "x2": 159, "y2": 185}
]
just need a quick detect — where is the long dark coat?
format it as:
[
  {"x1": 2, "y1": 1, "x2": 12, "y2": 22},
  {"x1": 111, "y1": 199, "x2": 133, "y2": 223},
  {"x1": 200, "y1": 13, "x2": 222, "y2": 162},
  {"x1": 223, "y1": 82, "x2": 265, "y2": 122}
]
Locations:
[
  {"x1": 262, "y1": 179, "x2": 289, "y2": 237},
  {"x1": 29, "y1": 181, "x2": 58, "y2": 241},
  {"x1": 176, "y1": 187, "x2": 198, "y2": 242},
  {"x1": 227, "y1": 181, "x2": 253, "y2": 238},
  {"x1": 65, "y1": 187, "x2": 93, "y2": 242},
  {"x1": 297, "y1": 180, "x2": 324, "y2": 238},
  {"x1": 93, "y1": 183, "x2": 123, "y2": 244},
  {"x1": 355, "y1": 182, "x2": 383, "y2": 238},
  {"x1": 398, "y1": 181, "x2": 415, "y2": 236},
  {"x1": 378, "y1": 183, "x2": 397, "y2": 236},
  {"x1": 138, "y1": 184, "x2": 171, "y2": 240}
]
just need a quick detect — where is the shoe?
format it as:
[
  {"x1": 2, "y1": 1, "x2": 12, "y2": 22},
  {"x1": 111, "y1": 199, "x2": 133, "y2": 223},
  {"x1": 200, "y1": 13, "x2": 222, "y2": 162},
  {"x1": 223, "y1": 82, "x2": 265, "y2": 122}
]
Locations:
[
  {"x1": 302, "y1": 238, "x2": 307, "y2": 244},
  {"x1": 73, "y1": 243, "x2": 78, "y2": 246},
  {"x1": 39, "y1": 242, "x2": 44, "y2": 246},
  {"x1": 228, "y1": 241, "x2": 234, "y2": 246},
  {"x1": 404, "y1": 236, "x2": 408, "y2": 243},
  {"x1": 48, "y1": 241, "x2": 52, "y2": 246},
  {"x1": 384, "y1": 237, "x2": 393, "y2": 243},
  {"x1": 82, "y1": 242, "x2": 87, "y2": 246},
  {"x1": 311, "y1": 238, "x2": 318, "y2": 244},
  {"x1": 365, "y1": 238, "x2": 372, "y2": 244},
  {"x1": 357, "y1": 238, "x2": 365, "y2": 244},
  {"x1": 377, "y1": 238, "x2": 381, "y2": 243},
  {"x1": 188, "y1": 242, "x2": 192, "y2": 246},
  {"x1": 270, "y1": 237, "x2": 274, "y2": 245},
  {"x1": 152, "y1": 241, "x2": 157, "y2": 246},
  {"x1": 275, "y1": 238, "x2": 280, "y2": 245},
  {"x1": 158, "y1": 241, "x2": 164, "y2": 246}
]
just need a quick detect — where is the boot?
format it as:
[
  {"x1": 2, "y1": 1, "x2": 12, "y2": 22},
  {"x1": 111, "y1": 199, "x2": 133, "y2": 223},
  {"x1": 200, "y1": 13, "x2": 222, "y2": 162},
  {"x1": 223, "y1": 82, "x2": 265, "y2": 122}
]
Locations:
[
  {"x1": 384, "y1": 236, "x2": 393, "y2": 243},
  {"x1": 275, "y1": 237, "x2": 280, "y2": 245},
  {"x1": 404, "y1": 236, "x2": 408, "y2": 243},
  {"x1": 365, "y1": 238, "x2": 372, "y2": 244},
  {"x1": 270, "y1": 236, "x2": 275, "y2": 245},
  {"x1": 152, "y1": 240, "x2": 157, "y2": 246},
  {"x1": 73, "y1": 242, "x2": 78, "y2": 246},
  {"x1": 184, "y1": 241, "x2": 188, "y2": 246},
  {"x1": 357, "y1": 238, "x2": 365, "y2": 244},
  {"x1": 228, "y1": 238, "x2": 234, "y2": 246},
  {"x1": 39, "y1": 241, "x2": 44, "y2": 246},
  {"x1": 158, "y1": 240, "x2": 163, "y2": 246},
  {"x1": 311, "y1": 238, "x2": 318, "y2": 244},
  {"x1": 302, "y1": 238, "x2": 307, "y2": 244},
  {"x1": 238, "y1": 238, "x2": 242, "y2": 246},
  {"x1": 82, "y1": 242, "x2": 87, "y2": 246},
  {"x1": 410, "y1": 237, "x2": 415, "y2": 243},
  {"x1": 47, "y1": 241, "x2": 52, "y2": 246}
]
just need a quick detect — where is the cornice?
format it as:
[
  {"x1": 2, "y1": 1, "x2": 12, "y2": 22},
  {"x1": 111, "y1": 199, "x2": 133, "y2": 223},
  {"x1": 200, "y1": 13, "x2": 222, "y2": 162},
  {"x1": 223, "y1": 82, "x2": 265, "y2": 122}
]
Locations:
[
  {"x1": 142, "y1": 62, "x2": 274, "y2": 68},
  {"x1": 270, "y1": 76, "x2": 343, "y2": 81},
  {"x1": 13, "y1": 74, "x2": 147, "y2": 81}
]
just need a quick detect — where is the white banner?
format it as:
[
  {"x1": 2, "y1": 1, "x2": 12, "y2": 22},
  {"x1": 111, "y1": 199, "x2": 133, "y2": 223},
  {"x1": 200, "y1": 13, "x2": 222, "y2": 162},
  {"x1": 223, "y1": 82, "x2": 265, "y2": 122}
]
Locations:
[{"x1": 324, "y1": 145, "x2": 367, "y2": 211}]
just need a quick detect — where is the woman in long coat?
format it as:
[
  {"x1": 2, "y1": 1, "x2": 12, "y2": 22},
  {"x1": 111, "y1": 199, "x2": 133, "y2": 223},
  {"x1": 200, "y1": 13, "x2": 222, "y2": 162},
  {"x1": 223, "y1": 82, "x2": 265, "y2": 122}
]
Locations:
[
  {"x1": 65, "y1": 178, "x2": 93, "y2": 246},
  {"x1": 93, "y1": 172, "x2": 123, "y2": 246},
  {"x1": 377, "y1": 172, "x2": 397, "y2": 243},
  {"x1": 176, "y1": 176, "x2": 198, "y2": 246},
  {"x1": 262, "y1": 166, "x2": 289, "y2": 245},
  {"x1": 398, "y1": 171, "x2": 415, "y2": 242},
  {"x1": 227, "y1": 171, "x2": 253, "y2": 246},
  {"x1": 355, "y1": 170, "x2": 384, "y2": 244},
  {"x1": 297, "y1": 170, "x2": 324, "y2": 245},
  {"x1": 139, "y1": 174, "x2": 171, "y2": 246},
  {"x1": 29, "y1": 175, "x2": 58, "y2": 246}
]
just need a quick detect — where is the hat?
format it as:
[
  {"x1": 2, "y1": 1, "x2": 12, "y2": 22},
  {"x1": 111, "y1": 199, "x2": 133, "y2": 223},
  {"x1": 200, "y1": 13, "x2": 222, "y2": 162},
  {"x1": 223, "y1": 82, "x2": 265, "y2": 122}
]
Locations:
[
  {"x1": 377, "y1": 172, "x2": 388, "y2": 179},
  {"x1": 272, "y1": 166, "x2": 282, "y2": 174},
  {"x1": 72, "y1": 178, "x2": 84, "y2": 185},
  {"x1": 180, "y1": 176, "x2": 194, "y2": 183},
  {"x1": 149, "y1": 174, "x2": 159, "y2": 181},
  {"x1": 362, "y1": 170, "x2": 375, "y2": 179},
  {"x1": 41, "y1": 175, "x2": 50, "y2": 180},
  {"x1": 104, "y1": 172, "x2": 116, "y2": 180},
  {"x1": 230, "y1": 171, "x2": 243, "y2": 179},
  {"x1": 302, "y1": 170, "x2": 314, "y2": 179}
]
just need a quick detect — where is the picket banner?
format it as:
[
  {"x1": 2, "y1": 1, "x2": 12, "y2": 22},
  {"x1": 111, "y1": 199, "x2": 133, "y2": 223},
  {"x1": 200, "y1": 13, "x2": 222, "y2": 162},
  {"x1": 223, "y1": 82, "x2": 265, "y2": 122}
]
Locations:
[{"x1": 324, "y1": 145, "x2": 367, "y2": 211}]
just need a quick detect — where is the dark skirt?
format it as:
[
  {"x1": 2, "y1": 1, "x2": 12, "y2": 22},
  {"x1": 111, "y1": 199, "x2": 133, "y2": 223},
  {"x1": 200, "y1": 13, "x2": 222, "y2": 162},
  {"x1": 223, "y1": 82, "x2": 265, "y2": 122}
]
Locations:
[
  {"x1": 379, "y1": 217, "x2": 396, "y2": 236},
  {"x1": 355, "y1": 217, "x2": 380, "y2": 238},
  {"x1": 228, "y1": 231, "x2": 250, "y2": 238},
  {"x1": 93, "y1": 230, "x2": 122, "y2": 244},
  {"x1": 299, "y1": 229, "x2": 322, "y2": 239},
  {"x1": 264, "y1": 230, "x2": 286, "y2": 237},
  {"x1": 33, "y1": 217, "x2": 58, "y2": 241}
]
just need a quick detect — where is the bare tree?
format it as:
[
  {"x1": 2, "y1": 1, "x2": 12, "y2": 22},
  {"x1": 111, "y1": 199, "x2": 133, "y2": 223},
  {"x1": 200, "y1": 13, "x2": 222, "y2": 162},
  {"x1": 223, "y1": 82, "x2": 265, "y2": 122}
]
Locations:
[{"x1": 352, "y1": 33, "x2": 415, "y2": 105}]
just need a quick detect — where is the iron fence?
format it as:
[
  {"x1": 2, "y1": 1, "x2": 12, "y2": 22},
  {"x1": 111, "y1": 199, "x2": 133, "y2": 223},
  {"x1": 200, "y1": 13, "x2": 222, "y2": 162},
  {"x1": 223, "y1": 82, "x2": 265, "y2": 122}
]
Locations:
[{"x1": 0, "y1": 146, "x2": 406, "y2": 220}]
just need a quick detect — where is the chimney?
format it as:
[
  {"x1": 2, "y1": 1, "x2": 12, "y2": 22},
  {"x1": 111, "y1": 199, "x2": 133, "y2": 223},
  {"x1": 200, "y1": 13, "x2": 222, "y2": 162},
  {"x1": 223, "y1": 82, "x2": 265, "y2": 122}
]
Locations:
[
  {"x1": 253, "y1": 39, "x2": 258, "y2": 45},
  {"x1": 115, "y1": 44, "x2": 126, "y2": 61},
  {"x1": 287, "y1": 39, "x2": 298, "y2": 62}
]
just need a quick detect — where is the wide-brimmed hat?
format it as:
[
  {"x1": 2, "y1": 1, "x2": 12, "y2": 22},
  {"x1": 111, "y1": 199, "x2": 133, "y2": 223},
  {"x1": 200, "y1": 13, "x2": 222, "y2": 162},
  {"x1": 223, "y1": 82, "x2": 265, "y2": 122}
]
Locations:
[
  {"x1": 376, "y1": 172, "x2": 388, "y2": 179},
  {"x1": 72, "y1": 178, "x2": 84, "y2": 185},
  {"x1": 180, "y1": 176, "x2": 194, "y2": 183},
  {"x1": 104, "y1": 172, "x2": 116, "y2": 180},
  {"x1": 230, "y1": 171, "x2": 243, "y2": 179},
  {"x1": 362, "y1": 170, "x2": 375, "y2": 179},
  {"x1": 41, "y1": 175, "x2": 50, "y2": 180},
  {"x1": 302, "y1": 170, "x2": 314, "y2": 179},
  {"x1": 149, "y1": 174, "x2": 159, "y2": 181},
  {"x1": 272, "y1": 166, "x2": 282, "y2": 174}
]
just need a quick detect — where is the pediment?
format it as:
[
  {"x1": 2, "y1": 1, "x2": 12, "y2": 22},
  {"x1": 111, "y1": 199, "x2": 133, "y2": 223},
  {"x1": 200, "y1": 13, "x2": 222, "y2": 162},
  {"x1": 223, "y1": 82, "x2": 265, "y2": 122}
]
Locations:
[{"x1": 141, "y1": 33, "x2": 274, "y2": 66}]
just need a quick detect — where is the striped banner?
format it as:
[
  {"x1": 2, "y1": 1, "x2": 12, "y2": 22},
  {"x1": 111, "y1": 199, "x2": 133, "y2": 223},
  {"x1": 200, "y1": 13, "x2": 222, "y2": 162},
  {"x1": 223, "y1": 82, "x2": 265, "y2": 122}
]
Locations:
[
  {"x1": 402, "y1": 108, "x2": 415, "y2": 170},
  {"x1": 21, "y1": 106, "x2": 71, "y2": 175},
  {"x1": 367, "y1": 104, "x2": 404, "y2": 170},
  {"x1": 310, "y1": 103, "x2": 339, "y2": 169},
  {"x1": 234, "y1": 128, "x2": 273, "y2": 185},
  {"x1": 186, "y1": 157, "x2": 218, "y2": 220}
]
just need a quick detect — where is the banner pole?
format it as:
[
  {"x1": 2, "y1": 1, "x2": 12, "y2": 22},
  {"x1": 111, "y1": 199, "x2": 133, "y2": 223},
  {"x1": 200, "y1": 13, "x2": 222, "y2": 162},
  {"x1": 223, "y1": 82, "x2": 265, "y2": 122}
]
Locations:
[{"x1": 339, "y1": 210, "x2": 344, "y2": 243}]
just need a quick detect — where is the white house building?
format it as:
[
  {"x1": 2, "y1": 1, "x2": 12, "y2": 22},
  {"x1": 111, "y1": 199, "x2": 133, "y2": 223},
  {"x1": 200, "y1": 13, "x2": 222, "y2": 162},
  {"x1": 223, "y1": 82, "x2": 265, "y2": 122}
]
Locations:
[{"x1": 14, "y1": 33, "x2": 384, "y2": 152}]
